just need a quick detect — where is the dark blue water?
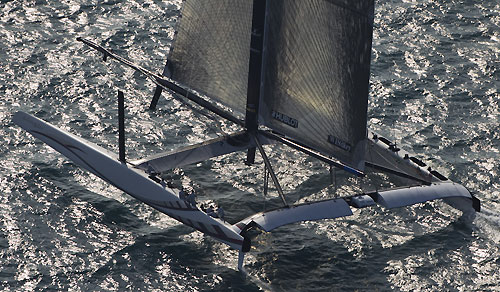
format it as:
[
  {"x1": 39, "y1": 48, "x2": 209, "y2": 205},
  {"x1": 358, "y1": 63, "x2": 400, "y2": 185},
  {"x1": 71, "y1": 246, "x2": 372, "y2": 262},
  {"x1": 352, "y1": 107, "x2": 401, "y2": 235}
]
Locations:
[{"x1": 1, "y1": 0, "x2": 499, "y2": 291}]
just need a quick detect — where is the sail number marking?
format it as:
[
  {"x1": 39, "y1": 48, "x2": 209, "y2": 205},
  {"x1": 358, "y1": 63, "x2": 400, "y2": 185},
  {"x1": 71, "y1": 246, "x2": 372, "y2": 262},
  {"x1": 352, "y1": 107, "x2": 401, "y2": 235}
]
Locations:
[
  {"x1": 328, "y1": 135, "x2": 352, "y2": 152},
  {"x1": 271, "y1": 110, "x2": 298, "y2": 128}
]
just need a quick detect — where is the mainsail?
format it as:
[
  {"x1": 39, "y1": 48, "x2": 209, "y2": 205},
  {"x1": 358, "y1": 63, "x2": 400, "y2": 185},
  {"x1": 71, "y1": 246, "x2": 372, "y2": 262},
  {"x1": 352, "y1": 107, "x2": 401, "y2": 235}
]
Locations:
[
  {"x1": 260, "y1": 0, "x2": 374, "y2": 170},
  {"x1": 167, "y1": 0, "x2": 253, "y2": 115},
  {"x1": 167, "y1": 0, "x2": 374, "y2": 171}
]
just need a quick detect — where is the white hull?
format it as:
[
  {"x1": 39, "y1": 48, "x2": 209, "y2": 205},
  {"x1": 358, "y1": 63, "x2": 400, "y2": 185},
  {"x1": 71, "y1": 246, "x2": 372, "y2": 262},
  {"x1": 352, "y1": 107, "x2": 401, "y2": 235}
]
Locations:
[
  {"x1": 13, "y1": 112, "x2": 247, "y2": 251},
  {"x1": 14, "y1": 111, "x2": 479, "y2": 254}
]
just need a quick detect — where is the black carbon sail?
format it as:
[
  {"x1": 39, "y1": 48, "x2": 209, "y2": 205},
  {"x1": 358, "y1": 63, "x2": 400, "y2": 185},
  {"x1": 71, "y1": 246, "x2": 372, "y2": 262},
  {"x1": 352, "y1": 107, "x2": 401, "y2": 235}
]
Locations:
[
  {"x1": 259, "y1": 0, "x2": 374, "y2": 170},
  {"x1": 166, "y1": 0, "x2": 253, "y2": 115},
  {"x1": 167, "y1": 0, "x2": 375, "y2": 172}
]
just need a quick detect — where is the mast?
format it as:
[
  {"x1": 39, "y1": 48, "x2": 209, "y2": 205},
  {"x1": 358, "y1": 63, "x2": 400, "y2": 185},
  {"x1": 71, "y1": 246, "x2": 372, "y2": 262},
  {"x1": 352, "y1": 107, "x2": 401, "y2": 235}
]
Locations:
[{"x1": 244, "y1": 0, "x2": 267, "y2": 165}]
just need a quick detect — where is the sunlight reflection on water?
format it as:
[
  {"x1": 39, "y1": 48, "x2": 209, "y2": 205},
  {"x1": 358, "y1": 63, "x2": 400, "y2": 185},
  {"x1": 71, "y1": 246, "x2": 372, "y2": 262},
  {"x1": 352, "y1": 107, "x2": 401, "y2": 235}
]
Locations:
[{"x1": 0, "y1": 0, "x2": 499, "y2": 291}]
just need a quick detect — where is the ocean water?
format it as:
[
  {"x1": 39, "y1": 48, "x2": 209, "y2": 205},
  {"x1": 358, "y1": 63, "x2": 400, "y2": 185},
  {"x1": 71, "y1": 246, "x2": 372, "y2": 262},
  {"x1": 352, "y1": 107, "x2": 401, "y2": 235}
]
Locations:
[{"x1": 1, "y1": 0, "x2": 500, "y2": 291}]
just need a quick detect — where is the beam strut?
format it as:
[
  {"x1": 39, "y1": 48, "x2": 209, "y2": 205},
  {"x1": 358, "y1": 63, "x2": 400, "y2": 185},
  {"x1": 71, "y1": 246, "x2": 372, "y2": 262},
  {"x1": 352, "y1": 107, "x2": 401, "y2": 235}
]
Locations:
[{"x1": 253, "y1": 134, "x2": 287, "y2": 207}]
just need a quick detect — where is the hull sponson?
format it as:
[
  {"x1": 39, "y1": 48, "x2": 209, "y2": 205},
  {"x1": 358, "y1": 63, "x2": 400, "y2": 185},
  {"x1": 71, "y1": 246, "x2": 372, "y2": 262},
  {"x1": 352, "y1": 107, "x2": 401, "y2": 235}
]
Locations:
[{"x1": 375, "y1": 182, "x2": 475, "y2": 211}]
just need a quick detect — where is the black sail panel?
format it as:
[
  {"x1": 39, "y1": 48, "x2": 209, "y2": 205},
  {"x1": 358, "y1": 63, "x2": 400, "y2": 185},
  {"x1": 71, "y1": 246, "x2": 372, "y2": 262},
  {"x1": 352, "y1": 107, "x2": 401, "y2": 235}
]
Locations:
[
  {"x1": 260, "y1": 0, "x2": 374, "y2": 170},
  {"x1": 167, "y1": 1, "x2": 253, "y2": 115}
]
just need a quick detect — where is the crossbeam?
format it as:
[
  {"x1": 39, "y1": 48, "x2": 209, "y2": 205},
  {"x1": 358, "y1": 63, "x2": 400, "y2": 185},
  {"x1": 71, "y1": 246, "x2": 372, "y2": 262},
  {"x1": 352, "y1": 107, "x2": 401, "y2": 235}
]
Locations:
[{"x1": 131, "y1": 131, "x2": 274, "y2": 173}]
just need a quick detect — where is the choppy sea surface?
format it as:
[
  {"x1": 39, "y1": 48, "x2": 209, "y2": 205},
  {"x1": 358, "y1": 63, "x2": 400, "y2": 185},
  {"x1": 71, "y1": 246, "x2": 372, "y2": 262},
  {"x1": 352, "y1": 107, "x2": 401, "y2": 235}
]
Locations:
[{"x1": 1, "y1": 0, "x2": 500, "y2": 291}]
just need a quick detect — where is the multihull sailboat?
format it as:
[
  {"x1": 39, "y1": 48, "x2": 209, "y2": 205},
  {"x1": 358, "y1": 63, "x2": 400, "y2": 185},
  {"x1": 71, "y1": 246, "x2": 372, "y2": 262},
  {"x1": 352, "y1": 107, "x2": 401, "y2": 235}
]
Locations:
[{"x1": 14, "y1": 0, "x2": 480, "y2": 270}]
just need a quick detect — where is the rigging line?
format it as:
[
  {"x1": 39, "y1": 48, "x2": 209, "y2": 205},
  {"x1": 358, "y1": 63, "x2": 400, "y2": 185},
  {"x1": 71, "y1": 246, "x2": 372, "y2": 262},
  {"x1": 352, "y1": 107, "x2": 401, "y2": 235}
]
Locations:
[
  {"x1": 252, "y1": 134, "x2": 288, "y2": 207},
  {"x1": 259, "y1": 130, "x2": 365, "y2": 177},
  {"x1": 365, "y1": 161, "x2": 431, "y2": 185},
  {"x1": 263, "y1": 163, "x2": 268, "y2": 212},
  {"x1": 366, "y1": 135, "x2": 378, "y2": 192},
  {"x1": 263, "y1": 163, "x2": 269, "y2": 197},
  {"x1": 77, "y1": 37, "x2": 362, "y2": 173},
  {"x1": 76, "y1": 37, "x2": 244, "y2": 128}
]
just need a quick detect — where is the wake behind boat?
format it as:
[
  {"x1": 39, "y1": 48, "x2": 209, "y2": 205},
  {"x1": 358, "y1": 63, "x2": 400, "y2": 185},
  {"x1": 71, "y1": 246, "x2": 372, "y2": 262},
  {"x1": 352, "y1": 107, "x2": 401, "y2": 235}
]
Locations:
[{"x1": 14, "y1": 0, "x2": 480, "y2": 270}]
